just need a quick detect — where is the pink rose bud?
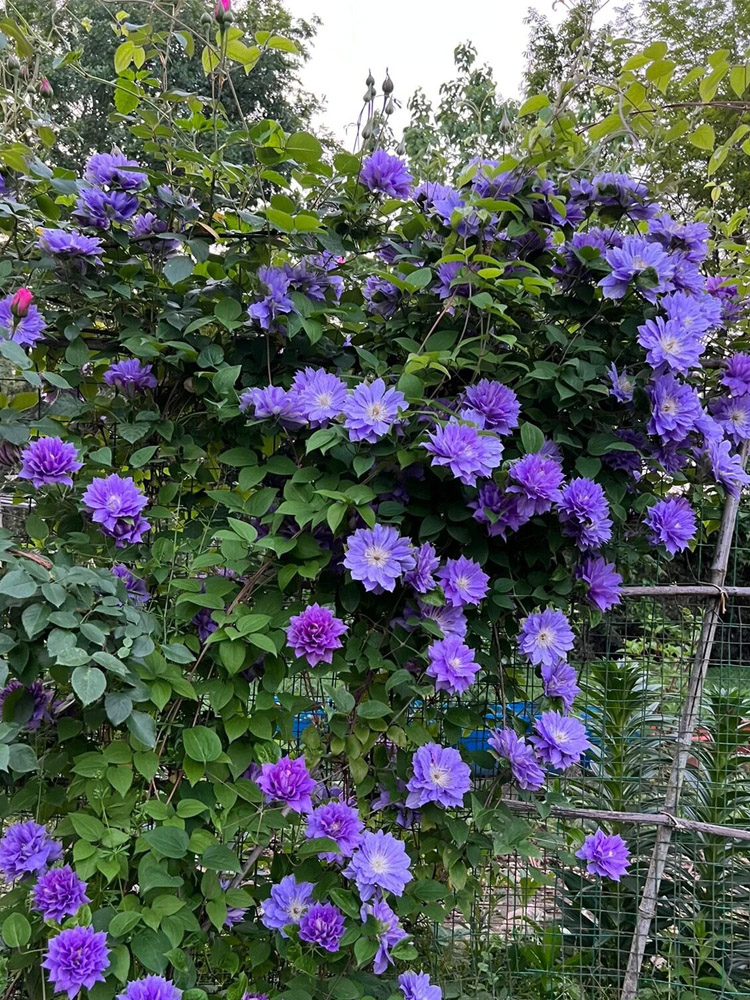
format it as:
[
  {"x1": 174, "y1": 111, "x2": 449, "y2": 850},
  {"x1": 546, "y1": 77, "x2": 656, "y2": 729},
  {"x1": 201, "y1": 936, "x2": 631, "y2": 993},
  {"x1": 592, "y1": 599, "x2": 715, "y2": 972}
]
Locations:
[
  {"x1": 213, "y1": 0, "x2": 231, "y2": 20},
  {"x1": 11, "y1": 288, "x2": 33, "y2": 319},
  {"x1": 38, "y1": 78, "x2": 53, "y2": 99}
]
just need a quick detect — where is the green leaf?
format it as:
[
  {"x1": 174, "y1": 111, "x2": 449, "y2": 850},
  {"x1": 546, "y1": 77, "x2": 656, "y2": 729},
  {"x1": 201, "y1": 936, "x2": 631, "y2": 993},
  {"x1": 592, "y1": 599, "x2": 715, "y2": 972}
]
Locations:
[
  {"x1": 72, "y1": 666, "x2": 107, "y2": 706},
  {"x1": 730, "y1": 64, "x2": 750, "y2": 97},
  {"x1": 284, "y1": 131, "x2": 322, "y2": 165},
  {"x1": 688, "y1": 123, "x2": 715, "y2": 151},
  {"x1": 163, "y1": 256, "x2": 194, "y2": 285},
  {"x1": 143, "y1": 826, "x2": 190, "y2": 859},
  {"x1": 127, "y1": 711, "x2": 157, "y2": 748},
  {"x1": 518, "y1": 93, "x2": 549, "y2": 117},
  {"x1": 130, "y1": 445, "x2": 158, "y2": 467},
  {"x1": 8, "y1": 744, "x2": 37, "y2": 773},
  {"x1": 520, "y1": 422, "x2": 545, "y2": 454},
  {"x1": 357, "y1": 700, "x2": 391, "y2": 720},
  {"x1": 0, "y1": 570, "x2": 37, "y2": 600},
  {"x1": 114, "y1": 40, "x2": 134, "y2": 73},
  {"x1": 202, "y1": 844, "x2": 242, "y2": 872},
  {"x1": 183, "y1": 726, "x2": 222, "y2": 762},
  {"x1": 109, "y1": 911, "x2": 143, "y2": 937},
  {"x1": 2, "y1": 913, "x2": 31, "y2": 948},
  {"x1": 131, "y1": 929, "x2": 171, "y2": 974}
]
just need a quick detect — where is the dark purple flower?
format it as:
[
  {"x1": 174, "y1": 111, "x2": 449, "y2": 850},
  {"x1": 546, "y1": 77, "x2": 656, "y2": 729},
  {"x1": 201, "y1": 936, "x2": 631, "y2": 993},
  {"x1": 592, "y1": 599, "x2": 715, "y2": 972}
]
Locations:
[
  {"x1": 530, "y1": 711, "x2": 591, "y2": 770},
  {"x1": 363, "y1": 276, "x2": 402, "y2": 318},
  {"x1": 18, "y1": 437, "x2": 82, "y2": 488},
  {"x1": 708, "y1": 438, "x2": 750, "y2": 498},
  {"x1": 293, "y1": 369, "x2": 348, "y2": 426},
  {"x1": 192, "y1": 608, "x2": 217, "y2": 642},
  {"x1": 343, "y1": 379, "x2": 407, "y2": 444},
  {"x1": 644, "y1": 497, "x2": 697, "y2": 555},
  {"x1": 239, "y1": 385, "x2": 307, "y2": 429},
  {"x1": 462, "y1": 380, "x2": 520, "y2": 435},
  {"x1": 112, "y1": 564, "x2": 149, "y2": 604},
  {"x1": 557, "y1": 478, "x2": 613, "y2": 550},
  {"x1": 42, "y1": 926, "x2": 110, "y2": 998},
  {"x1": 360, "y1": 150, "x2": 413, "y2": 199},
  {"x1": 0, "y1": 820, "x2": 62, "y2": 881},
  {"x1": 116, "y1": 976, "x2": 182, "y2": 1000},
  {"x1": 247, "y1": 266, "x2": 296, "y2": 330},
  {"x1": 404, "y1": 542, "x2": 440, "y2": 594},
  {"x1": 541, "y1": 661, "x2": 581, "y2": 713},
  {"x1": 343, "y1": 829, "x2": 412, "y2": 900},
  {"x1": 423, "y1": 420, "x2": 503, "y2": 486},
  {"x1": 518, "y1": 608, "x2": 575, "y2": 668},
  {"x1": 0, "y1": 293, "x2": 46, "y2": 347},
  {"x1": 600, "y1": 236, "x2": 673, "y2": 303},
  {"x1": 647, "y1": 213, "x2": 709, "y2": 262},
  {"x1": 647, "y1": 374, "x2": 706, "y2": 443},
  {"x1": 488, "y1": 729, "x2": 545, "y2": 791},
  {"x1": 399, "y1": 971, "x2": 443, "y2": 1000},
  {"x1": 257, "y1": 755, "x2": 316, "y2": 813},
  {"x1": 433, "y1": 260, "x2": 473, "y2": 300},
  {"x1": 707, "y1": 276, "x2": 745, "y2": 326},
  {"x1": 74, "y1": 187, "x2": 139, "y2": 228},
  {"x1": 552, "y1": 229, "x2": 618, "y2": 289},
  {"x1": 412, "y1": 601, "x2": 468, "y2": 639},
  {"x1": 603, "y1": 430, "x2": 645, "y2": 476},
  {"x1": 85, "y1": 152, "x2": 147, "y2": 191},
  {"x1": 286, "y1": 603, "x2": 347, "y2": 667},
  {"x1": 260, "y1": 874, "x2": 313, "y2": 936},
  {"x1": 0, "y1": 679, "x2": 52, "y2": 730},
  {"x1": 405, "y1": 743, "x2": 471, "y2": 809},
  {"x1": 577, "y1": 556, "x2": 622, "y2": 612},
  {"x1": 103, "y1": 359, "x2": 157, "y2": 395},
  {"x1": 592, "y1": 172, "x2": 657, "y2": 220},
  {"x1": 470, "y1": 161, "x2": 524, "y2": 199},
  {"x1": 637, "y1": 316, "x2": 704, "y2": 373},
  {"x1": 722, "y1": 352, "x2": 750, "y2": 397},
  {"x1": 32, "y1": 865, "x2": 90, "y2": 922},
  {"x1": 38, "y1": 228, "x2": 104, "y2": 260},
  {"x1": 344, "y1": 524, "x2": 415, "y2": 593},
  {"x1": 576, "y1": 828, "x2": 631, "y2": 881},
  {"x1": 426, "y1": 636, "x2": 480, "y2": 695},
  {"x1": 365, "y1": 898, "x2": 407, "y2": 975},
  {"x1": 662, "y1": 290, "x2": 720, "y2": 336},
  {"x1": 305, "y1": 800, "x2": 363, "y2": 861},
  {"x1": 82, "y1": 474, "x2": 150, "y2": 547},
  {"x1": 436, "y1": 556, "x2": 489, "y2": 607},
  {"x1": 470, "y1": 484, "x2": 530, "y2": 539},
  {"x1": 298, "y1": 902, "x2": 345, "y2": 952},
  {"x1": 711, "y1": 395, "x2": 750, "y2": 445},
  {"x1": 285, "y1": 255, "x2": 343, "y2": 302},
  {"x1": 507, "y1": 452, "x2": 565, "y2": 517},
  {"x1": 608, "y1": 364, "x2": 635, "y2": 403}
]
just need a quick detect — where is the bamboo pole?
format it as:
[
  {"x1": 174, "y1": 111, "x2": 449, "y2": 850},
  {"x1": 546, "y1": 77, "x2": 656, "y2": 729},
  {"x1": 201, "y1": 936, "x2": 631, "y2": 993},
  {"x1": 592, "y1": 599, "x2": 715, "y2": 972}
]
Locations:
[
  {"x1": 500, "y1": 799, "x2": 750, "y2": 842},
  {"x1": 620, "y1": 584, "x2": 750, "y2": 598},
  {"x1": 619, "y1": 443, "x2": 750, "y2": 1000}
]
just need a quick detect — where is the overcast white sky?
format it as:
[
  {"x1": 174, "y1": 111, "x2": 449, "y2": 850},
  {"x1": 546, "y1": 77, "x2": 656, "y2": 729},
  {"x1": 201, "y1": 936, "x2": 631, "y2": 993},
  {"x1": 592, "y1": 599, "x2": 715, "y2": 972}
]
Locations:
[{"x1": 286, "y1": 0, "x2": 566, "y2": 144}]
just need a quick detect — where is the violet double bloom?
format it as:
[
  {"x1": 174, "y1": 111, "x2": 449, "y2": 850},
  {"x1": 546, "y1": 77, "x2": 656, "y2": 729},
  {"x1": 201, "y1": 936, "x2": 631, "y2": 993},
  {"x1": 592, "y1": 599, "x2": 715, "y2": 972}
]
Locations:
[{"x1": 82, "y1": 473, "x2": 151, "y2": 548}]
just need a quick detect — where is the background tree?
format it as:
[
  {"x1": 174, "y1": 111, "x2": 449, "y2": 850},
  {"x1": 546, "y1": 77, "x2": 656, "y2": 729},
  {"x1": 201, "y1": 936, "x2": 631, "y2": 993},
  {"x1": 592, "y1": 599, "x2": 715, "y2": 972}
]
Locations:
[
  {"x1": 403, "y1": 43, "x2": 517, "y2": 181},
  {"x1": 5, "y1": 0, "x2": 321, "y2": 169}
]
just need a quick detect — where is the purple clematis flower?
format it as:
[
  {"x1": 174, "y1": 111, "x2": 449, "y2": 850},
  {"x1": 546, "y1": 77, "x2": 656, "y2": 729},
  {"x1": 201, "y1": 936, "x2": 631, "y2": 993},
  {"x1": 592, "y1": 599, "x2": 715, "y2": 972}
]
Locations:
[
  {"x1": 507, "y1": 452, "x2": 565, "y2": 517},
  {"x1": 577, "y1": 556, "x2": 622, "y2": 612},
  {"x1": 576, "y1": 828, "x2": 631, "y2": 881},
  {"x1": 38, "y1": 228, "x2": 104, "y2": 260},
  {"x1": 637, "y1": 316, "x2": 704, "y2": 374},
  {"x1": 426, "y1": 636, "x2": 481, "y2": 695},
  {"x1": 343, "y1": 379, "x2": 407, "y2": 444},
  {"x1": 722, "y1": 352, "x2": 750, "y2": 397},
  {"x1": 286, "y1": 604, "x2": 347, "y2": 667},
  {"x1": 103, "y1": 359, "x2": 157, "y2": 395},
  {"x1": 708, "y1": 438, "x2": 750, "y2": 498},
  {"x1": 360, "y1": 150, "x2": 413, "y2": 199},
  {"x1": 530, "y1": 711, "x2": 591, "y2": 770},
  {"x1": 85, "y1": 151, "x2": 148, "y2": 191},
  {"x1": 18, "y1": 437, "x2": 82, "y2": 488},
  {"x1": 0, "y1": 292, "x2": 46, "y2": 347},
  {"x1": 305, "y1": 799, "x2": 363, "y2": 862},
  {"x1": 462, "y1": 380, "x2": 520, "y2": 435},
  {"x1": 32, "y1": 865, "x2": 90, "y2": 922},
  {"x1": 423, "y1": 420, "x2": 504, "y2": 486},
  {"x1": 405, "y1": 743, "x2": 471, "y2": 809},
  {"x1": 404, "y1": 542, "x2": 440, "y2": 594},
  {"x1": 0, "y1": 820, "x2": 62, "y2": 881},
  {"x1": 557, "y1": 478, "x2": 613, "y2": 550},
  {"x1": 42, "y1": 925, "x2": 110, "y2": 998},
  {"x1": 600, "y1": 235, "x2": 673, "y2": 303},
  {"x1": 364, "y1": 898, "x2": 407, "y2": 975},
  {"x1": 257, "y1": 755, "x2": 316, "y2": 813},
  {"x1": 344, "y1": 524, "x2": 415, "y2": 593},
  {"x1": 260, "y1": 874, "x2": 313, "y2": 937},
  {"x1": 517, "y1": 608, "x2": 575, "y2": 668},
  {"x1": 116, "y1": 977, "x2": 182, "y2": 1000},
  {"x1": 298, "y1": 902, "x2": 346, "y2": 952},
  {"x1": 541, "y1": 661, "x2": 581, "y2": 713},
  {"x1": 436, "y1": 556, "x2": 489, "y2": 607},
  {"x1": 343, "y1": 829, "x2": 412, "y2": 900},
  {"x1": 399, "y1": 970, "x2": 443, "y2": 1000},
  {"x1": 239, "y1": 385, "x2": 307, "y2": 429},
  {"x1": 644, "y1": 497, "x2": 697, "y2": 554},
  {"x1": 488, "y1": 728, "x2": 545, "y2": 791}
]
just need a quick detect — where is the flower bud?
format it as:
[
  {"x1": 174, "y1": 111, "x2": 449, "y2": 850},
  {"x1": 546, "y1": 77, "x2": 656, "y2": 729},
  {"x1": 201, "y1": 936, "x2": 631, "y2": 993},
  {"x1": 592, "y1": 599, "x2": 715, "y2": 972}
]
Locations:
[
  {"x1": 385, "y1": 97, "x2": 395, "y2": 116},
  {"x1": 38, "y1": 78, "x2": 53, "y2": 99},
  {"x1": 7, "y1": 55, "x2": 20, "y2": 74},
  {"x1": 213, "y1": 0, "x2": 231, "y2": 22},
  {"x1": 200, "y1": 11, "x2": 213, "y2": 24},
  {"x1": 361, "y1": 117, "x2": 374, "y2": 140},
  {"x1": 19, "y1": 64, "x2": 29, "y2": 81},
  {"x1": 365, "y1": 71, "x2": 375, "y2": 87},
  {"x1": 363, "y1": 85, "x2": 376, "y2": 103},
  {"x1": 382, "y1": 72, "x2": 394, "y2": 95},
  {"x1": 499, "y1": 108, "x2": 512, "y2": 134},
  {"x1": 11, "y1": 288, "x2": 33, "y2": 319}
]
